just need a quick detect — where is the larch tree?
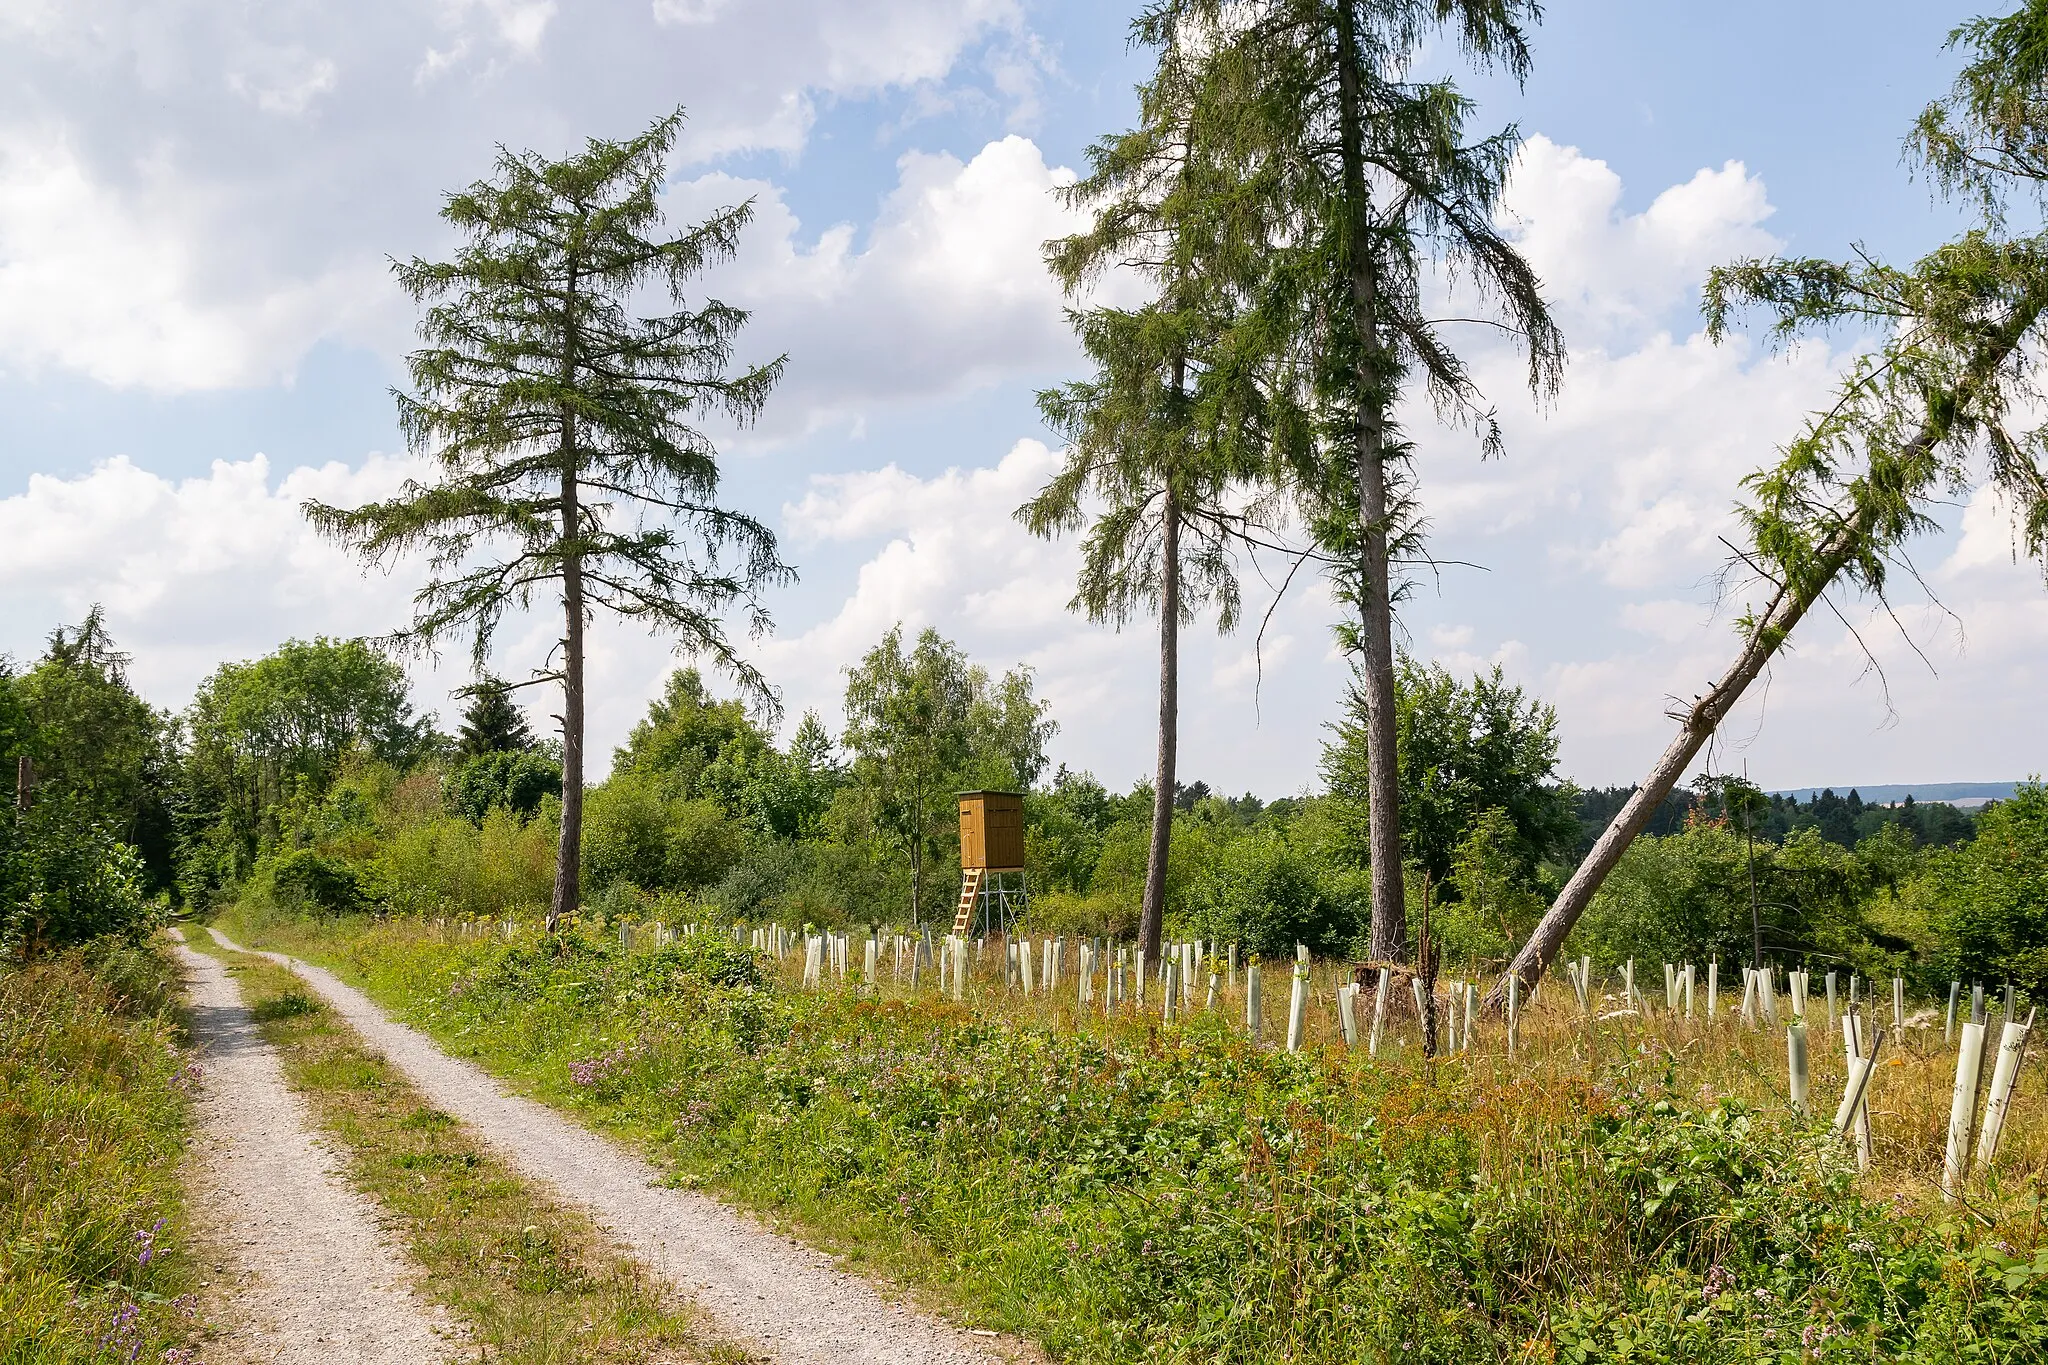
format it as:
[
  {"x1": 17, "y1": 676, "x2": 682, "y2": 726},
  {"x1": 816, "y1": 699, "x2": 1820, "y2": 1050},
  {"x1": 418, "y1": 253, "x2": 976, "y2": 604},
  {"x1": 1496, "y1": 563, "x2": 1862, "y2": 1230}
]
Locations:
[
  {"x1": 1022, "y1": 5, "x2": 1283, "y2": 967},
  {"x1": 1196, "y1": 0, "x2": 1564, "y2": 961},
  {"x1": 1488, "y1": 3, "x2": 2048, "y2": 1005},
  {"x1": 306, "y1": 111, "x2": 790, "y2": 932}
]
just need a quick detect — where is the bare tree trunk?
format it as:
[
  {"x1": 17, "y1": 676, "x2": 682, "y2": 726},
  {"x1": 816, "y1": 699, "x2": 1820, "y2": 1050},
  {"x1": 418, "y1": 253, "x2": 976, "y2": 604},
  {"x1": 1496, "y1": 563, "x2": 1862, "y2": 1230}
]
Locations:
[
  {"x1": 1140, "y1": 484, "x2": 1181, "y2": 966},
  {"x1": 551, "y1": 463, "x2": 584, "y2": 934},
  {"x1": 1334, "y1": 4, "x2": 1405, "y2": 963},
  {"x1": 1484, "y1": 294, "x2": 2038, "y2": 1011}
]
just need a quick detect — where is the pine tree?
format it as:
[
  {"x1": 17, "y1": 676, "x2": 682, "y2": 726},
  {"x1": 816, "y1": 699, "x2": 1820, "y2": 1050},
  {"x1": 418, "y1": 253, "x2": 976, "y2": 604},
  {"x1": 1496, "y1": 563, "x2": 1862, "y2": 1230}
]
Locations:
[
  {"x1": 1023, "y1": 6, "x2": 1283, "y2": 966},
  {"x1": 1189, "y1": 0, "x2": 1564, "y2": 961},
  {"x1": 306, "y1": 111, "x2": 791, "y2": 931},
  {"x1": 455, "y1": 678, "x2": 536, "y2": 757}
]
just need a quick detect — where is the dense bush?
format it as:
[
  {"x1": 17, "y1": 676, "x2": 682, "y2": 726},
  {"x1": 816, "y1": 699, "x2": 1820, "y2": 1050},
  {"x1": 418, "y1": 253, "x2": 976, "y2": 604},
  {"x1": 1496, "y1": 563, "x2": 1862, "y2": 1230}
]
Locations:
[
  {"x1": 1921, "y1": 783, "x2": 2048, "y2": 997},
  {"x1": 1183, "y1": 827, "x2": 1357, "y2": 957},
  {"x1": 2, "y1": 796, "x2": 161, "y2": 957},
  {"x1": 447, "y1": 750, "x2": 563, "y2": 824},
  {"x1": 259, "y1": 847, "x2": 374, "y2": 916}
]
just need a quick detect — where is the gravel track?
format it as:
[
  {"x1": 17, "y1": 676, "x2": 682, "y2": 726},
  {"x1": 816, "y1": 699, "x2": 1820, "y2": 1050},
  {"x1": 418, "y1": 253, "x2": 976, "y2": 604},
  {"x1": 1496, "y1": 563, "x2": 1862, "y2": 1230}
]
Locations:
[
  {"x1": 208, "y1": 928, "x2": 1018, "y2": 1365},
  {"x1": 170, "y1": 932, "x2": 454, "y2": 1364}
]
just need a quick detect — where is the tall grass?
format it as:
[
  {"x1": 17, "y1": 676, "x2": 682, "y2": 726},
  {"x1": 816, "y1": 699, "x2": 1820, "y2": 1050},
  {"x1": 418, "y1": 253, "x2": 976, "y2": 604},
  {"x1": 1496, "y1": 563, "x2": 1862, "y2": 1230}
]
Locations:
[
  {"x1": 226, "y1": 912, "x2": 2048, "y2": 1364},
  {"x1": 0, "y1": 938, "x2": 203, "y2": 1365}
]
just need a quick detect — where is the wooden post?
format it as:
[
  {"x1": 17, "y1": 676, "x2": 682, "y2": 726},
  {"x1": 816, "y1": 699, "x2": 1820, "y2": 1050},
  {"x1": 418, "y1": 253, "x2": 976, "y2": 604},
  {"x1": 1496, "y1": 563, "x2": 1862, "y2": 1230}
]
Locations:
[
  {"x1": 1974, "y1": 1009, "x2": 2035, "y2": 1174},
  {"x1": 1943, "y1": 1019, "x2": 1990, "y2": 1200}
]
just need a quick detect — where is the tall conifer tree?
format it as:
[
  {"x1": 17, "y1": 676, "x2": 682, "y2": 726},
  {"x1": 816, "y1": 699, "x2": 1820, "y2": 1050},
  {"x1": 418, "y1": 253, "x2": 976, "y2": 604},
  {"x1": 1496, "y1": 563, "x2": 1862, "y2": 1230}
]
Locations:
[
  {"x1": 307, "y1": 112, "x2": 790, "y2": 930},
  {"x1": 1024, "y1": 7, "x2": 1282, "y2": 966},
  {"x1": 1191, "y1": 0, "x2": 1564, "y2": 960}
]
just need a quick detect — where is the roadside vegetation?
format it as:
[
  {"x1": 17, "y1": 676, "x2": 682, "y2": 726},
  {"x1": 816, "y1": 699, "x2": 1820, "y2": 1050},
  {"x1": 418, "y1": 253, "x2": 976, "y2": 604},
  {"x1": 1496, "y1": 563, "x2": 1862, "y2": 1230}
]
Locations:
[
  {"x1": 0, "y1": 938, "x2": 203, "y2": 1365},
  {"x1": 219, "y1": 912, "x2": 2048, "y2": 1365}
]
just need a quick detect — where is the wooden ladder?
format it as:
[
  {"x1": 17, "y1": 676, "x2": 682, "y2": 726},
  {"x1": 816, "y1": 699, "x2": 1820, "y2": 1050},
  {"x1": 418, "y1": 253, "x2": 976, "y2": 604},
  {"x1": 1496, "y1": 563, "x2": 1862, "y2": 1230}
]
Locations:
[{"x1": 952, "y1": 867, "x2": 984, "y2": 936}]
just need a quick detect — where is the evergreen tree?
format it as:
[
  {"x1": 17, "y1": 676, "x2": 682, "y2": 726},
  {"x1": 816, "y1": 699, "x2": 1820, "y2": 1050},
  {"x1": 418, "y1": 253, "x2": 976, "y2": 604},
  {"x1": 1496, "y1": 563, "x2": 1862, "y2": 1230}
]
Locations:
[
  {"x1": 1188, "y1": 0, "x2": 1565, "y2": 961},
  {"x1": 306, "y1": 112, "x2": 791, "y2": 931},
  {"x1": 455, "y1": 678, "x2": 536, "y2": 757},
  {"x1": 1023, "y1": 6, "x2": 1282, "y2": 966}
]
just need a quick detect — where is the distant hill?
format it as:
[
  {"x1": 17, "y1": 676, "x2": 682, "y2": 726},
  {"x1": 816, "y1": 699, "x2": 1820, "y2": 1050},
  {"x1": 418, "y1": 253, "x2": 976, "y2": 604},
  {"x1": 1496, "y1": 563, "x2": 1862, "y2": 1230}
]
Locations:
[{"x1": 1768, "y1": 781, "x2": 2020, "y2": 807}]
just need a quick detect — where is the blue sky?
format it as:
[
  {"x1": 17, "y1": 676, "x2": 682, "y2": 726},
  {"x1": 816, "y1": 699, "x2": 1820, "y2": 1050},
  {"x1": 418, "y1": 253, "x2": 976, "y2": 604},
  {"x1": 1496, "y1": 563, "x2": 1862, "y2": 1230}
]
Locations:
[{"x1": 2, "y1": 0, "x2": 2039, "y2": 798}]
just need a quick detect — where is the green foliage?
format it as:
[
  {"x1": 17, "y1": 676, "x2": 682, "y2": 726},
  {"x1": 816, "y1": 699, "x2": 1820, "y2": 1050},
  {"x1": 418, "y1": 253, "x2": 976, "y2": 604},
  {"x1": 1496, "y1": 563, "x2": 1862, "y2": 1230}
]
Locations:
[
  {"x1": 1919, "y1": 782, "x2": 2048, "y2": 996},
  {"x1": 455, "y1": 677, "x2": 538, "y2": 757},
  {"x1": 1184, "y1": 825, "x2": 1354, "y2": 957},
  {"x1": 259, "y1": 847, "x2": 374, "y2": 917},
  {"x1": 2, "y1": 794, "x2": 161, "y2": 958},
  {"x1": 447, "y1": 749, "x2": 563, "y2": 824},
  {"x1": 1437, "y1": 807, "x2": 1548, "y2": 965},
  {"x1": 0, "y1": 941, "x2": 201, "y2": 1364},
  {"x1": 182, "y1": 635, "x2": 433, "y2": 896},
  {"x1": 1575, "y1": 822, "x2": 1888, "y2": 974},
  {"x1": 841, "y1": 625, "x2": 1056, "y2": 921},
  {"x1": 8, "y1": 608, "x2": 179, "y2": 892},
  {"x1": 1323, "y1": 656, "x2": 1577, "y2": 889},
  {"x1": 302, "y1": 111, "x2": 791, "y2": 693},
  {"x1": 581, "y1": 771, "x2": 744, "y2": 895}
]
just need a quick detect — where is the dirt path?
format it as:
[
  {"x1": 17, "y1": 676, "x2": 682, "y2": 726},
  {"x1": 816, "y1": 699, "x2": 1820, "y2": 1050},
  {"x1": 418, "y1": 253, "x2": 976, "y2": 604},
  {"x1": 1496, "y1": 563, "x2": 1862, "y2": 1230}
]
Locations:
[
  {"x1": 170, "y1": 932, "x2": 453, "y2": 1364},
  {"x1": 207, "y1": 928, "x2": 1016, "y2": 1365}
]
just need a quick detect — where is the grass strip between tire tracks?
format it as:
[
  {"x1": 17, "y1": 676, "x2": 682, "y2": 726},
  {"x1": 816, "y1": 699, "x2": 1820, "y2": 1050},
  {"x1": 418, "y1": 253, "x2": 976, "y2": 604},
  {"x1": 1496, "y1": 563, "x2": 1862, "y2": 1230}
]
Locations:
[{"x1": 185, "y1": 932, "x2": 755, "y2": 1365}]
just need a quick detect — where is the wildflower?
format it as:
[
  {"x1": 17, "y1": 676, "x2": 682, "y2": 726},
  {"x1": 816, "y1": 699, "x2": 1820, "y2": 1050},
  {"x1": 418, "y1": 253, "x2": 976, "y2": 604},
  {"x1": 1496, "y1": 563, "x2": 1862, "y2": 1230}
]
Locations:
[{"x1": 135, "y1": 1219, "x2": 166, "y2": 1267}]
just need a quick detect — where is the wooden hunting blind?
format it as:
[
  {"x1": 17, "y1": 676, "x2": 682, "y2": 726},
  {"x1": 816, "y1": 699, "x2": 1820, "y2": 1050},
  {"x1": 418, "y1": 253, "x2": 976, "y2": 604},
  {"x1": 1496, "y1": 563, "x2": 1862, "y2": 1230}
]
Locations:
[
  {"x1": 957, "y1": 791, "x2": 1025, "y2": 871},
  {"x1": 953, "y1": 791, "x2": 1027, "y2": 936}
]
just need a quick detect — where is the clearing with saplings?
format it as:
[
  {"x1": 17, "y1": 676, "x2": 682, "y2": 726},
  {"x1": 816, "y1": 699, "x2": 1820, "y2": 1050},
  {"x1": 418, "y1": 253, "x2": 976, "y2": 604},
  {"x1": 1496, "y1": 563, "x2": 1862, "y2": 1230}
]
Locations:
[{"x1": 9, "y1": 3, "x2": 2048, "y2": 1364}]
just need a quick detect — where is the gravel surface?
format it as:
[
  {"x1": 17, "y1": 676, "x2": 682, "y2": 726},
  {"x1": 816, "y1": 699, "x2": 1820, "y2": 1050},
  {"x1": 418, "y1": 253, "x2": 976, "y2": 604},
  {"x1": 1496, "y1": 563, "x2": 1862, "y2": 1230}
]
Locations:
[
  {"x1": 209, "y1": 928, "x2": 1020, "y2": 1365},
  {"x1": 171, "y1": 932, "x2": 454, "y2": 1364}
]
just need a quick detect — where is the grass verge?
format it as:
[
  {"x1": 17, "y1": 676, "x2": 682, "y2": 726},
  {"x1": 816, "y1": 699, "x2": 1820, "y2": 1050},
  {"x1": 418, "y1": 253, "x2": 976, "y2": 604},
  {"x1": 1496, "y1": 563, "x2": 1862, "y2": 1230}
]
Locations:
[
  {"x1": 223, "y1": 911, "x2": 2048, "y2": 1365},
  {"x1": 0, "y1": 935, "x2": 205, "y2": 1365},
  {"x1": 183, "y1": 930, "x2": 742, "y2": 1365}
]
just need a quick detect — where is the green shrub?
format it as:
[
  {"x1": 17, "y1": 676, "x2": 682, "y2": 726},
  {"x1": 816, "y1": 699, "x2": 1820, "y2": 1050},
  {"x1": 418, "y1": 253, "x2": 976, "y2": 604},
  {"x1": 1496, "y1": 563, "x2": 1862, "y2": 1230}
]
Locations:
[
  {"x1": 1184, "y1": 828, "x2": 1356, "y2": 958},
  {"x1": 447, "y1": 750, "x2": 563, "y2": 824},
  {"x1": 1921, "y1": 782, "x2": 2048, "y2": 997},
  {"x1": 2, "y1": 795, "x2": 161, "y2": 958},
  {"x1": 262, "y1": 847, "x2": 372, "y2": 916}
]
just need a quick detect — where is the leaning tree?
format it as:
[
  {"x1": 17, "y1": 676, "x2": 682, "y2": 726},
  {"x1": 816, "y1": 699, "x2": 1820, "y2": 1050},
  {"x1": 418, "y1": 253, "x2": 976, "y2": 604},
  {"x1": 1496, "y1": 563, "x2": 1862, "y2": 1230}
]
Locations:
[
  {"x1": 307, "y1": 110, "x2": 790, "y2": 931},
  {"x1": 1488, "y1": 4, "x2": 2048, "y2": 1005}
]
